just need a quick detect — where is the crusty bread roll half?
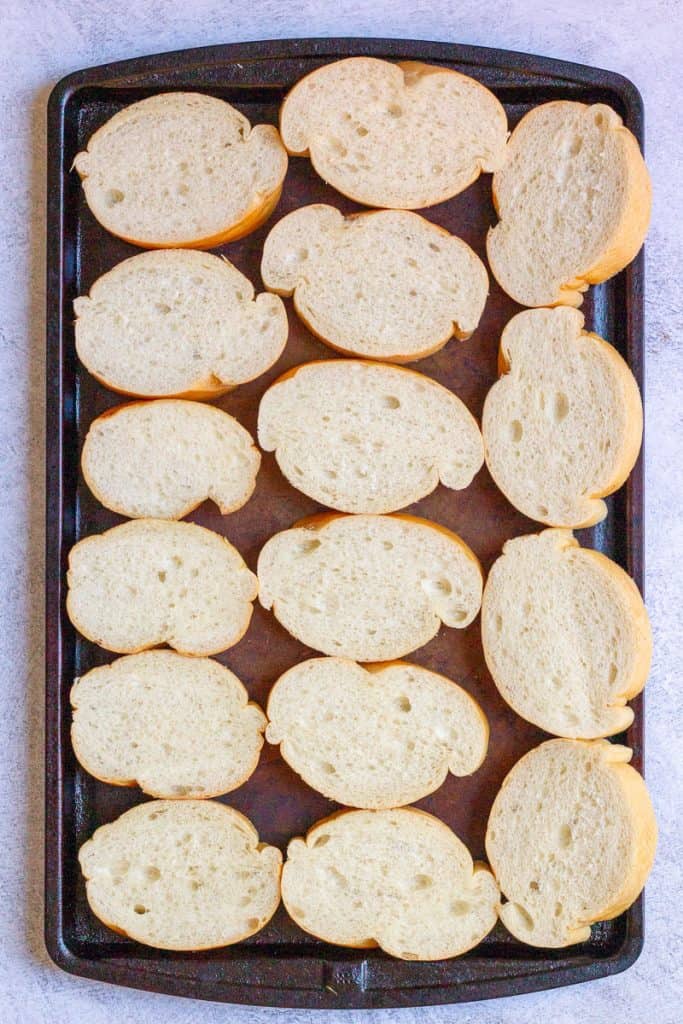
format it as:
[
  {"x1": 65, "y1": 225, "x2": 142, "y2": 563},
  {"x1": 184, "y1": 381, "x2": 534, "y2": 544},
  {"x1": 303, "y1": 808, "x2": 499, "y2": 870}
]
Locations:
[
  {"x1": 482, "y1": 307, "x2": 642, "y2": 527},
  {"x1": 486, "y1": 739, "x2": 656, "y2": 947},
  {"x1": 258, "y1": 359, "x2": 483, "y2": 513},
  {"x1": 481, "y1": 530, "x2": 651, "y2": 739},
  {"x1": 74, "y1": 250, "x2": 287, "y2": 399},
  {"x1": 74, "y1": 92, "x2": 287, "y2": 248},
  {"x1": 71, "y1": 652, "x2": 266, "y2": 798},
  {"x1": 266, "y1": 657, "x2": 488, "y2": 807},
  {"x1": 66, "y1": 520, "x2": 257, "y2": 656},
  {"x1": 282, "y1": 808, "x2": 500, "y2": 959},
  {"x1": 82, "y1": 399, "x2": 260, "y2": 519},
  {"x1": 261, "y1": 205, "x2": 488, "y2": 362},
  {"x1": 79, "y1": 800, "x2": 282, "y2": 950},
  {"x1": 257, "y1": 513, "x2": 482, "y2": 661},
  {"x1": 280, "y1": 57, "x2": 507, "y2": 208},
  {"x1": 487, "y1": 101, "x2": 651, "y2": 307}
]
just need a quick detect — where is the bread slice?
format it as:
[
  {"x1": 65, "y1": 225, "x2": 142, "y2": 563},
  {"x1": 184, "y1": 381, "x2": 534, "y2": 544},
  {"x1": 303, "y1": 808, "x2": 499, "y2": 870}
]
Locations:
[
  {"x1": 71, "y1": 651, "x2": 266, "y2": 798},
  {"x1": 282, "y1": 808, "x2": 499, "y2": 959},
  {"x1": 258, "y1": 359, "x2": 483, "y2": 513},
  {"x1": 279, "y1": 58, "x2": 507, "y2": 209},
  {"x1": 66, "y1": 519, "x2": 257, "y2": 656},
  {"x1": 485, "y1": 739, "x2": 657, "y2": 947},
  {"x1": 487, "y1": 101, "x2": 651, "y2": 307},
  {"x1": 261, "y1": 205, "x2": 488, "y2": 362},
  {"x1": 482, "y1": 307, "x2": 642, "y2": 527},
  {"x1": 82, "y1": 399, "x2": 260, "y2": 519},
  {"x1": 481, "y1": 530, "x2": 651, "y2": 739},
  {"x1": 79, "y1": 800, "x2": 282, "y2": 950},
  {"x1": 266, "y1": 657, "x2": 488, "y2": 808},
  {"x1": 257, "y1": 513, "x2": 482, "y2": 661},
  {"x1": 74, "y1": 249, "x2": 287, "y2": 399},
  {"x1": 73, "y1": 92, "x2": 287, "y2": 248}
]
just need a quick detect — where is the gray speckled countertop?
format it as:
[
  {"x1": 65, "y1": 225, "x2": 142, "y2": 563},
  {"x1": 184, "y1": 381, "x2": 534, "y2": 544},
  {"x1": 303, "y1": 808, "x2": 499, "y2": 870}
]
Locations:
[{"x1": 1, "y1": 1, "x2": 681, "y2": 1021}]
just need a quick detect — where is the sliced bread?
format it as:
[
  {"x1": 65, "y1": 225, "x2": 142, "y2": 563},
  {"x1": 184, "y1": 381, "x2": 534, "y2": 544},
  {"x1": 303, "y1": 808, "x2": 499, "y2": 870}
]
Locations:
[
  {"x1": 74, "y1": 249, "x2": 288, "y2": 399},
  {"x1": 282, "y1": 808, "x2": 500, "y2": 959},
  {"x1": 279, "y1": 57, "x2": 507, "y2": 208},
  {"x1": 258, "y1": 359, "x2": 483, "y2": 513},
  {"x1": 73, "y1": 92, "x2": 287, "y2": 248},
  {"x1": 82, "y1": 399, "x2": 260, "y2": 519},
  {"x1": 71, "y1": 651, "x2": 266, "y2": 798},
  {"x1": 79, "y1": 800, "x2": 282, "y2": 949},
  {"x1": 485, "y1": 739, "x2": 657, "y2": 947},
  {"x1": 487, "y1": 101, "x2": 651, "y2": 307},
  {"x1": 481, "y1": 530, "x2": 652, "y2": 739},
  {"x1": 482, "y1": 307, "x2": 643, "y2": 527},
  {"x1": 66, "y1": 519, "x2": 257, "y2": 656},
  {"x1": 266, "y1": 657, "x2": 488, "y2": 808},
  {"x1": 260, "y1": 205, "x2": 488, "y2": 361},
  {"x1": 257, "y1": 513, "x2": 482, "y2": 661}
]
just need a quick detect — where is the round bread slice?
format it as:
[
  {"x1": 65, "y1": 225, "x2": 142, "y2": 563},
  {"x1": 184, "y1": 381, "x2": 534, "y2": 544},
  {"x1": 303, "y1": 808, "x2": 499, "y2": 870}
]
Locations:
[
  {"x1": 261, "y1": 205, "x2": 488, "y2": 362},
  {"x1": 74, "y1": 250, "x2": 288, "y2": 399},
  {"x1": 71, "y1": 651, "x2": 266, "y2": 798},
  {"x1": 279, "y1": 57, "x2": 507, "y2": 208},
  {"x1": 282, "y1": 808, "x2": 500, "y2": 959},
  {"x1": 66, "y1": 519, "x2": 257, "y2": 656},
  {"x1": 257, "y1": 513, "x2": 482, "y2": 661},
  {"x1": 266, "y1": 657, "x2": 488, "y2": 808},
  {"x1": 79, "y1": 800, "x2": 282, "y2": 950},
  {"x1": 82, "y1": 400, "x2": 260, "y2": 519},
  {"x1": 73, "y1": 92, "x2": 288, "y2": 248},
  {"x1": 481, "y1": 530, "x2": 652, "y2": 739},
  {"x1": 482, "y1": 307, "x2": 643, "y2": 527},
  {"x1": 487, "y1": 101, "x2": 651, "y2": 307},
  {"x1": 486, "y1": 739, "x2": 657, "y2": 948},
  {"x1": 258, "y1": 360, "x2": 483, "y2": 513}
]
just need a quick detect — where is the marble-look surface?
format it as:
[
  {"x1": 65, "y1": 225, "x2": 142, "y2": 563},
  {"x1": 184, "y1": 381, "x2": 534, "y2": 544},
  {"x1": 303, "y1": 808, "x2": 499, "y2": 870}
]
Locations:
[{"x1": 1, "y1": 1, "x2": 681, "y2": 1021}]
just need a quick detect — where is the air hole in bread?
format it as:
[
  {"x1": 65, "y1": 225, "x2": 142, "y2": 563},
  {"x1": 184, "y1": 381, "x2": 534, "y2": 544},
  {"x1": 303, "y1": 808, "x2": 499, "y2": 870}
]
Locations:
[
  {"x1": 133, "y1": 904, "x2": 148, "y2": 915},
  {"x1": 383, "y1": 541, "x2": 393, "y2": 551},
  {"x1": 511, "y1": 902, "x2": 534, "y2": 930},
  {"x1": 106, "y1": 188, "x2": 125, "y2": 207},
  {"x1": 537, "y1": 505, "x2": 549, "y2": 518},
  {"x1": 299, "y1": 538, "x2": 321, "y2": 555},
  {"x1": 429, "y1": 242, "x2": 441, "y2": 253},
  {"x1": 157, "y1": 571, "x2": 167, "y2": 582},
  {"x1": 387, "y1": 103, "x2": 403, "y2": 117},
  {"x1": 529, "y1": 879, "x2": 539, "y2": 891},
  {"x1": 383, "y1": 395, "x2": 400, "y2": 409},
  {"x1": 322, "y1": 762, "x2": 337, "y2": 774},
  {"x1": 432, "y1": 165, "x2": 443, "y2": 175},
  {"x1": 559, "y1": 824, "x2": 573, "y2": 848},
  {"x1": 452, "y1": 900, "x2": 471, "y2": 916},
  {"x1": 510, "y1": 420, "x2": 523, "y2": 442},
  {"x1": 398, "y1": 695, "x2": 412, "y2": 713},
  {"x1": 594, "y1": 111, "x2": 605, "y2": 127},
  {"x1": 553, "y1": 392, "x2": 569, "y2": 423},
  {"x1": 414, "y1": 874, "x2": 433, "y2": 890},
  {"x1": 356, "y1": 126, "x2": 368, "y2": 137},
  {"x1": 246, "y1": 917, "x2": 260, "y2": 929},
  {"x1": 313, "y1": 833, "x2": 331, "y2": 848}
]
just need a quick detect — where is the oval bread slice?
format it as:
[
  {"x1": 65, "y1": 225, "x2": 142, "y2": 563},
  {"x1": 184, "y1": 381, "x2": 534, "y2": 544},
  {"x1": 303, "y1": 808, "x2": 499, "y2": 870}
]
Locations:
[
  {"x1": 79, "y1": 800, "x2": 282, "y2": 950},
  {"x1": 73, "y1": 92, "x2": 288, "y2": 248},
  {"x1": 66, "y1": 519, "x2": 257, "y2": 656},
  {"x1": 71, "y1": 652, "x2": 266, "y2": 798},
  {"x1": 481, "y1": 530, "x2": 652, "y2": 739},
  {"x1": 487, "y1": 101, "x2": 651, "y2": 307},
  {"x1": 257, "y1": 513, "x2": 482, "y2": 661},
  {"x1": 258, "y1": 360, "x2": 483, "y2": 513},
  {"x1": 74, "y1": 250, "x2": 288, "y2": 399},
  {"x1": 266, "y1": 657, "x2": 488, "y2": 807},
  {"x1": 261, "y1": 205, "x2": 488, "y2": 362},
  {"x1": 82, "y1": 400, "x2": 260, "y2": 519},
  {"x1": 282, "y1": 808, "x2": 500, "y2": 959},
  {"x1": 482, "y1": 307, "x2": 643, "y2": 527},
  {"x1": 486, "y1": 739, "x2": 657, "y2": 947},
  {"x1": 279, "y1": 57, "x2": 507, "y2": 209}
]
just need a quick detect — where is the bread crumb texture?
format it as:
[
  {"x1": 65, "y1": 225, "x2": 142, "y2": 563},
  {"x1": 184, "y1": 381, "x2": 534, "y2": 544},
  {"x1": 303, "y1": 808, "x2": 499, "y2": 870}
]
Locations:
[
  {"x1": 280, "y1": 57, "x2": 507, "y2": 207},
  {"x1": 282, "y1": 807, "x2": 500, "y2": 958},
  {"x1": 261, "y1": 205, "x2": 487, "y2": 361},
  {"x1": 486, "y1": 739, "x2": 657, "y2": 947},
  {"x1": 79, "y1": 800, "x2": 282, "y2": 949}
]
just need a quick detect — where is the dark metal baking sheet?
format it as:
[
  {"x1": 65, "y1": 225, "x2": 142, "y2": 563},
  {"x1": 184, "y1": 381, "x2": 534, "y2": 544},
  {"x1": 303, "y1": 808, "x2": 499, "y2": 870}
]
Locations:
[{"x1": 45, "y1": 37, "x2": 646, "y2": 1008}]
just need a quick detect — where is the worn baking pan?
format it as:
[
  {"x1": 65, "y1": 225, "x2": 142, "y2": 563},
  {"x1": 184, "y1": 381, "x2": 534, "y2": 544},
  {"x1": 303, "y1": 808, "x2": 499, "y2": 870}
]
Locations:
[{"x1": 45, "y1": 37, "x2": 646, "y2": 1008}]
